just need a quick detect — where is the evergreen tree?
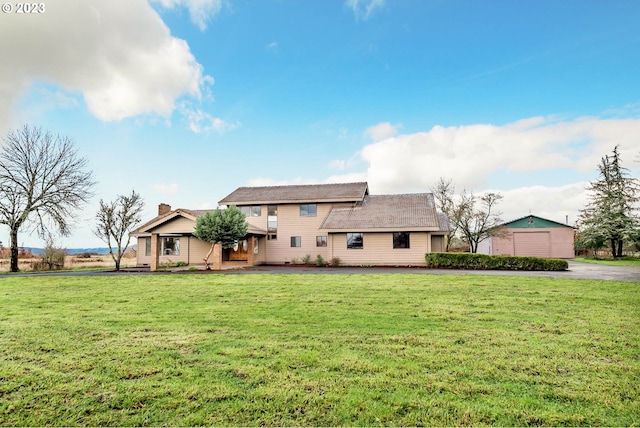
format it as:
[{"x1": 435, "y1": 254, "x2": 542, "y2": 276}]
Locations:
[
  {"x1": 578, "y1": 146, "x2": 640, "y2": 258},
  {"x1": 194, "y1": 206, "x2": 248, "y2": 267}
]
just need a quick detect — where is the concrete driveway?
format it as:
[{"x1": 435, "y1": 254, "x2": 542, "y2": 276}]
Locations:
[{"x1": 3, "y1": 260, "x2": 638, "y2": 282}]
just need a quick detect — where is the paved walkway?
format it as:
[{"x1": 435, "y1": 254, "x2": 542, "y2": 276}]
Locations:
[{"x1": 5, "y1": 260, "x2": 638, "y2": 282}]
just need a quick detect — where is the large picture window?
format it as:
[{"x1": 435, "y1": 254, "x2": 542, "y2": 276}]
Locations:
[
  {"x1": 300, "y1": 204, "x2": 317, "y2": 217},
  {"x1": 347, "y1": 233, "x2": 363, "y2": 249},
  {"x1": 393, "y1": 232, "x2": 410, "y2": 249},
  {"x1": 162, "y1": 237, "x2": 180, "y2": 255}
]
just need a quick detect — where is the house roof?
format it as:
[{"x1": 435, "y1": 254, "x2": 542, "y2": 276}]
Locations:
[
  {"x1": 131, "y1": 208, "x2": 200, "y2": 235},
  {"x1": 219, "y1": 182, "x2": 369, "y2": 205},
  {"x1": 131, "y1": 208, "x2": 268, "y2": 236},
  {"x1": 320, "y1": 194, "x2": 445, "y2": 232},
  {"x1": 500, "y1": 214, "x2": 574, "y2": 229}
]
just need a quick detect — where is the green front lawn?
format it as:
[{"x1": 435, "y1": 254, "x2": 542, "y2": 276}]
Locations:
[
  {"x1": 575, "y1": 255, "x2": 640, "y2": 267},
  {"x1": 1, "y1": 274, "x2": 638, "y2": 426}
]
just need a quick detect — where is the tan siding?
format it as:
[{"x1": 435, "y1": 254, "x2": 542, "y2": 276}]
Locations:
[
  {"x1": 189, "y1": 237, "x2": 214, "y2": 265},
  {"x1": 253, "y1": 236, "x2": 267, "y2": 264},
  {"x1": 152, "y1": 216, "x2": 196, "y2": 234},
  {"x1": 262, "y1": 203, "x2": 333, "y2": 264},
  {"x1": 331, "y1": 232, "x2": 429, "y2": 266},
  {"x1": 137, "y1": 237, "x2": 151, "y2": 266},
  {"x1": 244, "y1": 205, "x2": 268, "y2": 231}
]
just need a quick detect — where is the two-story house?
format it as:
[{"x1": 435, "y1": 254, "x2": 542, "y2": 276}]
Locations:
[{"x1": 131, "y1": 182, "x2": 449, "y2": 270}]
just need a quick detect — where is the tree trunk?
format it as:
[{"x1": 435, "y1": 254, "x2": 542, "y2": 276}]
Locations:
[
  {"x1": 611, "y1": 239, "x2": 617, "y2": 258},
  {"x1": 9, "y1": 227, "x2": 19, "y2": 272},
  {"x1": 617, "y1": 239, "x2": 623, "y2": 258}
]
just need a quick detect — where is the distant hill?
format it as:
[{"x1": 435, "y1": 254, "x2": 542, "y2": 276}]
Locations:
[{"x1": 24, "y1": 247, "x2": 113, "y2": 256}]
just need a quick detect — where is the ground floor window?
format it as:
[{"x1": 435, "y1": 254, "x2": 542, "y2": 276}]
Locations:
[
  {"x1": 145, "y1": 237, "x2": 151, "y2": 256},
  {"x1": 316, "y1": 236, "x2": 327, "y2": 247},
  {"x1": 162, "y1": 237, "x2": 180, "y2": 255},
  {"x1": 347, "y1": 233, "x2": 363, "y2": 249},
  {"x1": 393, "y1": 232, "x2": 410, "y2": 249},
  {"x1": 291, "y1": 236, "x2": 302, "y2": 247}
]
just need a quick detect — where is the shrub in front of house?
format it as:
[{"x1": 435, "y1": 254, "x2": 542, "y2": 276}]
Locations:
[{"x1": 425, "y1": 252, "x2": 568, "y2": 271}]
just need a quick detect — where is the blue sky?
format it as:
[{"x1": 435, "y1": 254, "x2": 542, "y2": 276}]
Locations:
[{"x1": 1, "y1": 0, "x2": 640, "y2": 248}]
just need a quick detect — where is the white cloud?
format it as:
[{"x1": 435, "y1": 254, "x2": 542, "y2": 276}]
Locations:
[
  {"x1": 154, "y1": 183, "x2": 180, "y2": 194},
  {"x1": 326, "y1": 115, "x2": 640, "y2": 224},
  {"x1": 0, "y1": 0, "x2": 211, "y2": 132},
  {"x1": 266, "y1": 41, "x2": 278, "y2": 53},
  {"x1": 345, "y1": 0, "x2": 386, "y2": 20},
  {"x1": 330, "y1": 115, "x2": 640, "y2": 194},
  {"x1": 329, "y1": 160, "x2": 346, "y2": 170},
  {"x1": 179, "y1": 102, "x2": 240, "y2": 133},
  {"x1": 496, "y1": 183, "x2": 588, "y2": 227},
  {"x1": 151, "y1": 0, "x2": 223, "y2": 31},
  {"x1": 364, "y1": 121, "x2": 401, "y2": 141},
  {"x1": 246, "y1": 177, "x2": 318, "y2": 187}
]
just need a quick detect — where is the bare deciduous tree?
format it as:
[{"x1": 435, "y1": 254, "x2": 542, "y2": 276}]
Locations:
[
  {"x1": 453, "y1": 190, "x2": 506, "y2": 253},
  {"x1": 431, "y1": 177, "x2": 458, "y2": 251},
  {"x1": 432, "y1": 178, "x2": 505, "y2": 253},
  {"x1": 94, "y1": 190, "x2": 144, "y2": 271},
  {"x1": 0, "y1": 125, "x2": 95, "y2": 272}
]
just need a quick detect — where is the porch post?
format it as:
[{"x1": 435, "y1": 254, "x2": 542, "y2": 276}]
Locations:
[
  {"x1": 247, "y1": 236, "x2": 255, "y2": 266},
  {"x1": 212, "y1": 243, "x2": 222, "y2": 270},
  {"x1": 150, "y1": 233, "x2": 159, "y2": 271}
]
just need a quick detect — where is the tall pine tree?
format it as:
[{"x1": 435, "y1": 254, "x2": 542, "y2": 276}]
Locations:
[{"x1": 578, "y1": 146, "x2": 640, "y2": 257}]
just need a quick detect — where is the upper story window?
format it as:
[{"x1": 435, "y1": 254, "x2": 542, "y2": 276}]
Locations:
[
  {"x1": 240, "y1": 206, "x2": 262, "y2": 216},
  {"x1": 347, "y1": 233, "x2": 363, "y2": 249},
  {"x1": 300, "y1": 204, "x2": 317, "y2": 217},
  {"x1": 393, "y1": 232, "x2": 410, "y2": 249},
  {"x1": 268, "y1": 205, "x2": 278, "y2": 232}
]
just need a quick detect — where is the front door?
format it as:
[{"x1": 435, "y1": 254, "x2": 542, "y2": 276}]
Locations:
[{"x1": 227, "y1": 240, "x2": 249, "y2": 261}]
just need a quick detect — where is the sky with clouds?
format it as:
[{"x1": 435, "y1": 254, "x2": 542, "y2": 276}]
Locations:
[{"x1": 1, "y1": 0, "x2": 639, "y2": 248}]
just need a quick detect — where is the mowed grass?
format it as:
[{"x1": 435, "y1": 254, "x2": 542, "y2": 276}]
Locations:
[
  {"x1": 575, "y1": 256, "x2": 640, "y2": 267},
  {"x1": 0, "y1": 274, "x2": 638, "y2": 426}
]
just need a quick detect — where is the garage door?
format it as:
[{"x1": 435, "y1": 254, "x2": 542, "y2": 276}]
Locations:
[{"x1": 513, "y1": 232, "x2": 551, "y2": 257}]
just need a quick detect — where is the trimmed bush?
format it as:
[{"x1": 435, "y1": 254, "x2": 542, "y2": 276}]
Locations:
[{"x1": 425, "y1": 252, "x2": 568, "y2": 271}]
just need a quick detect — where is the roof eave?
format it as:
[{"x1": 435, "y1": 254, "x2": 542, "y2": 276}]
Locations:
[
  {"x1": 220, "y1": 197, "x2": 362, "y2": 205},
  {"x1": 322, "y1": 226, "x2": 441, "y2": 233}
]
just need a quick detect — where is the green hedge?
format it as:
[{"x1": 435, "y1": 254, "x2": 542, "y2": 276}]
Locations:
[{"x1": 425, "y1": 252, "x2": 568, "y2": 271}]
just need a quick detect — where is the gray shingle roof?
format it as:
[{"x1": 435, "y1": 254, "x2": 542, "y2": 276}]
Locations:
[
  {"x1": 320, "y1": 194, "x2": 443, "y2": 231},
  {"x1": 219, "y1": 182, "x2": 369, "y2": 205}
]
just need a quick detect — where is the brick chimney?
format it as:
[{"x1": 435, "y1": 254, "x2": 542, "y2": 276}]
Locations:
[{"x1": 158, "y1": 203, "x2": 171, "y2": 216}]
